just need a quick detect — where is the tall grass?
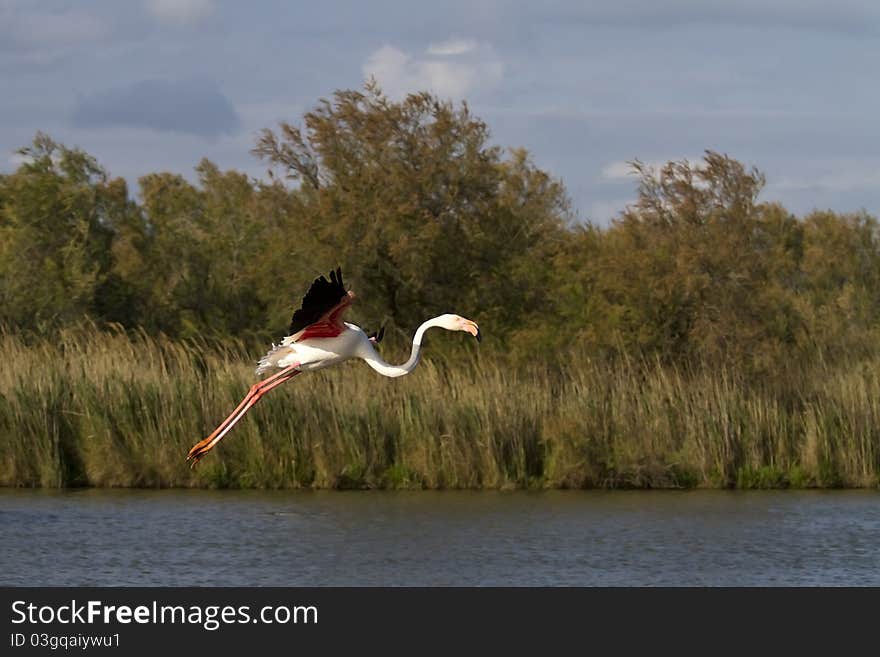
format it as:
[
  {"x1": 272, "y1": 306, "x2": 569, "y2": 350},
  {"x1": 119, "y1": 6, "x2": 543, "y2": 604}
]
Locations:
[{"x1": 1, "y1": 327, "x2": 878, "y2": 488}]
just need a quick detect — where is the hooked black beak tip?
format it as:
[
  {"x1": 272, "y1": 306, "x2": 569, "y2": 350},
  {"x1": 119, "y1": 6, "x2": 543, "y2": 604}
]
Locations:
[{"x1": 475, "y1": 328, "x2": 482, "y2": 343}]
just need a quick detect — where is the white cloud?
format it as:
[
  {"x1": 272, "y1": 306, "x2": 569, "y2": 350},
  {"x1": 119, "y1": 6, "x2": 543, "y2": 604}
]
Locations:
[
  {"x1": 363, "y1": 40, "x2": 504, "y2": 100},
  {"x1": 426, "y1": 38, "x2": 478, "y2": 56},
  {"x1": 145, "y1": 0, "x2": 214, "y2": 26},
  {"x1": 0, "y1": 8, "x2": 107, "y2": 49}
]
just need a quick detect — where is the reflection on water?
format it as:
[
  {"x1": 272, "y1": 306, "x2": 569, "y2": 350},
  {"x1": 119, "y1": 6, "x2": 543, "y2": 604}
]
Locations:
[{"x1": 1, "y1": 489, "x2": 878, "y2": 586}]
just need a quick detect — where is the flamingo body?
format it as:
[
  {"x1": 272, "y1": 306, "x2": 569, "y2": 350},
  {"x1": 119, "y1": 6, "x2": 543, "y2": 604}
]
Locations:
[
  {"x1": 186, "y1": 268, "x2": 480, "y2": 465},
  {"x1": 257, "y1": 323, "x2": 371, "y2": 373}
]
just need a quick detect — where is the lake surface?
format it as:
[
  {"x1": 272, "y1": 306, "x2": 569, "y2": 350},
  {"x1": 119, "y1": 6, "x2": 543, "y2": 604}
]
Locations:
[{"x1": 1, "y1": 489, "x2": 878, "y2": 586}]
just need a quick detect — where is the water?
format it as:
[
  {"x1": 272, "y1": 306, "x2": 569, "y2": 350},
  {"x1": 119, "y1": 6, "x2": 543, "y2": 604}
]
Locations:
[{"x1": 1, "y1": 489, "x2": 878, "y2": 586}]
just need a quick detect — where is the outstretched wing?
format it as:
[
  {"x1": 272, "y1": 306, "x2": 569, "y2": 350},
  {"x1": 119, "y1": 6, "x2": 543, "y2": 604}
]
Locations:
[{"x1": 288, "y1": 267, "x2": 351, "y2": 339}]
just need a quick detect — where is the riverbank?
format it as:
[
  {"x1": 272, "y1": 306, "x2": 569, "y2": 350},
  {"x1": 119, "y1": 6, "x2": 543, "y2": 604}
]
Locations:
[{"x1": 1, "y1": 329, "x2": 878, "y2": 489}]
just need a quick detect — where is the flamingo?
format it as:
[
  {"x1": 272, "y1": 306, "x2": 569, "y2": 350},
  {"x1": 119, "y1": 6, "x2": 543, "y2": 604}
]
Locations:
[{"x1": 186, "y1": 267, "x2": 481, "y2": 465}]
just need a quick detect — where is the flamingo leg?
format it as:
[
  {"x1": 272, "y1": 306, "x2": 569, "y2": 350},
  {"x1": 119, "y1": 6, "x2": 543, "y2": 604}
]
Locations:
[{"x1": 187, "y1": 364, "x2": 301, "y2": 466}]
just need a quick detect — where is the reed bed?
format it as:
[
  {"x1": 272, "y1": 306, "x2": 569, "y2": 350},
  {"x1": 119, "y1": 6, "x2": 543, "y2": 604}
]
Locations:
[{"x1": 1, "y1": 328, "x2": 878, "y2": 488}]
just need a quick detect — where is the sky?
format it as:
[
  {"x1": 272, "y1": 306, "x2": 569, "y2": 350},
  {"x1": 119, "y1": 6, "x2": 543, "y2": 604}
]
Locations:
[{"x1": 3, "y1": 0, "x2": 880, "y2": 224}]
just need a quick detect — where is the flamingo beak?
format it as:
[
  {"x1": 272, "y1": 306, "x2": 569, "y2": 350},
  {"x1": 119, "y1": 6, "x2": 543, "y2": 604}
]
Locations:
[{"x1": 463, "y1": 320, "x2": 481, "y2": 342}]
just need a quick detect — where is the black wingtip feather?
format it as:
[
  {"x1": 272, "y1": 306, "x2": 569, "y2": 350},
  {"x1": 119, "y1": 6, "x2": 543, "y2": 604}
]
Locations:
[
  {"x1": 368, "y1": 325, "x2": 385, "y2": 344},
  {"x1": 288, "y1": 267, "x2": 349, "y2": 336}
]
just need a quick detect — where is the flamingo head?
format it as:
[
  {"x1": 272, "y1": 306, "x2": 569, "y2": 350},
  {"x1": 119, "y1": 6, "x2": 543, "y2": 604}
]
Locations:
[{"x1": 437, "y1": 314, "x2": 481, "y2": 342}]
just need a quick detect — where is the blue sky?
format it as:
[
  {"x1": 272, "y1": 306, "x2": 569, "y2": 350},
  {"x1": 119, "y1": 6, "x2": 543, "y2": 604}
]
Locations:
[{"x1": 2, "y1": 0, "x2": 880, "y2": 223}]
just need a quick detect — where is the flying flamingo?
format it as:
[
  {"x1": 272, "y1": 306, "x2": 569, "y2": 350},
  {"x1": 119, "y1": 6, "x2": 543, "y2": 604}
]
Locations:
[{"x1": 186, "y1": 267, "x2": 481, "y2": 465}]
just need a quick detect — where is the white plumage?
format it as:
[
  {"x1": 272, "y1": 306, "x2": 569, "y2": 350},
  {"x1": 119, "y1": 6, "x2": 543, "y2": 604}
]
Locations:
[{"x1": 186, "y1": 268, "x2": 480, "y2": 466}]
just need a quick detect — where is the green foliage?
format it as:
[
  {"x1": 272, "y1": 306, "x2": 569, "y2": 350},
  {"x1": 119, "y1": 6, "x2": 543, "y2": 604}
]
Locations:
[
  {"x1": 0, "y1": 133, "x2": 133, "y2": 330},
  {"x1": 2, "y1": 85, "x2": 880, "y2": 489},
  {"x1": 252, "y1": 82, "x2": 571, "y2": 344},
  {"x1": 131, "y1": 162, "x2": 292, "y2": 339},
  {"x1": 0, "y1": 329, "x2": 877, "y2": 489},
  {"x1": 558, "y1": 155, "x2": 805, "y2": 370},
  {"x1": 4, "y1": 87, "x2": 880, "y2": 376}
]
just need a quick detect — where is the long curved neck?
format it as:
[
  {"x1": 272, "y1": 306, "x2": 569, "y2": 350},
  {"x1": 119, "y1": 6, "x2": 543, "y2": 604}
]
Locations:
[{"x1": 361, "y1": 317, "x2": 444, "y2": 378}]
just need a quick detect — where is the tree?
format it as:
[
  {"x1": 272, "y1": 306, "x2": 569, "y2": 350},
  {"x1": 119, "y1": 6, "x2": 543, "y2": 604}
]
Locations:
[
  {"x1": 252, "y1": 82, "x2": 571, "y2": 346},
  {"x1": 0, "y1": 133, "x2": 131, "y2": 329},
  {"x1": 574, "y1": 152, "x2": 805, "y2": 369},
  {"x1": 799, "y1": 210, "x2": 880, "y2": 357},
  {"x1": 131, "y1": 161, "x2": 306, "y2": 340}
]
